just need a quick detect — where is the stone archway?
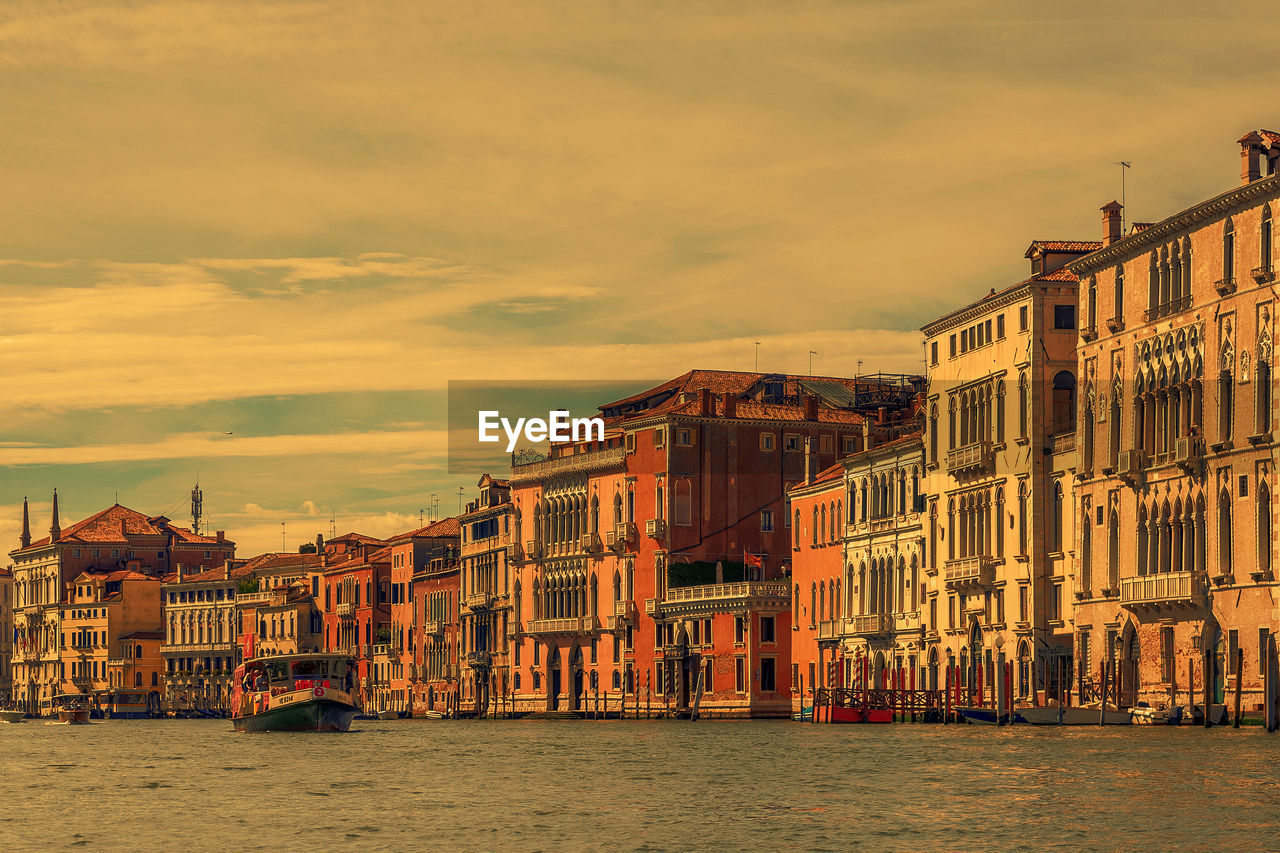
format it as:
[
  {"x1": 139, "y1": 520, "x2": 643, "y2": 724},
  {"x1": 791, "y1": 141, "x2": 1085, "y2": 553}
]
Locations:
[
  {"x1": 1120, "y1": 621, "x2": 1141, "y2": 707},
  {"x1": 570, "y1": 645, "x2": 584, "y2": 711}
]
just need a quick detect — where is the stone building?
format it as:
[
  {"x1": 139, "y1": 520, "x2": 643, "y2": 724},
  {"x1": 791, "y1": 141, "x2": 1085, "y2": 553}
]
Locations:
[
  {"x1": 0, "y1": 568, "x2": 11, "y2": 706},
  {"x1": 161, "y1": 563, "x2": 243, "y2": 712},
  {"x1": 411, "y1": 544, "x2": 461, "y2": 714},
  {"x1": 921, "y1": 240, "x2": 1095, "y2": 704},
  {"x1": 458, "y1": 476, "x2": 515, "y2": 716},
  {"x1": 385, "y1": 517, "x2": 459, "y2": 715},
  {"x1": 9, "y1": 498, "x2": 233, "y2": 714},
  {"x1": 60, "y1": 569, "x2": 163, "y2": 705},
  {"x1": 1068, "y1": 129, "x2": 1280, "y2": 711}
]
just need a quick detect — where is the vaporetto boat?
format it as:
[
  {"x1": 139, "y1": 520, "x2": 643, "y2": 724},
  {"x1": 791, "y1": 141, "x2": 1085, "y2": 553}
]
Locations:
[{"x1": 231, "y1": 653, "x2": 360, "y2": 733}]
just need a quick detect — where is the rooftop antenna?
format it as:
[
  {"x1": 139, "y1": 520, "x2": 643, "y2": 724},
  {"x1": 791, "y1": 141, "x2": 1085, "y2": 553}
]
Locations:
[
  {"x1": 1114, "y1": 161, "x2": 1131, "y2": 233},
  {"x1": 329, "y1": 511, "x2": 336, "y2": 541},
  {"x1": 809, "y1": 351, "x2": 819, "y2": 375},
  {"x1": 190, "y1": 474, "x2": 203, "y2": 536},
  {"x1": 458, "y1": 486, "x2": 464, "y2": 513},
  {"x1": 430, "y1": 492, "x2": 437, "y2": 523},
  {"x1": 856, "y1": 359, "x2": 863, "y2": 376},
  {"x1": 281, "y1": 522, "x2": 286, "y2": 553},
  {"x1": 754, "y1": 341, "x2": 761, "y2": 372},
  {"x1": 419, "y1": 508, "x2": 425, "y2": 527}
]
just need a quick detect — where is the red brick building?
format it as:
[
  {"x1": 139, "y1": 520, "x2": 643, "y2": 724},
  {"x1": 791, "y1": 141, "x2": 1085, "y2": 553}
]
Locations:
[{"x1": 385, "y1": 517, "x2": 459, "y2": 716}]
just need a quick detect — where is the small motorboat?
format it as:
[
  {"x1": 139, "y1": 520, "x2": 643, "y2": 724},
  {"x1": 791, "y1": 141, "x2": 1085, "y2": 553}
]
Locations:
[
  {"x1": 1187, "y1": 703, "x2": 1229, "y2": 726},
  {"x1": 1130, "y1": 702, "x2": 1183, "y2": 725},
  {"x1": 1020, "y1": 702, "x2": 1131, "y2": 726},
  {"x1": 0, "y1": 709, "x2": 27, "y2": 723},
  {"x1": 375, "y1": 709, "x2": 399, "y2": 721},
  {"x1": 52, "y1": 694, "x2": 91, "y2": 724}
]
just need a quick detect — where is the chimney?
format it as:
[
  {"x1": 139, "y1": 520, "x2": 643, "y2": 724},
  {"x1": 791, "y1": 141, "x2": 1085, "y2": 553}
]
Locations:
[
  {"x1": 804, "y1": 394, "x2": 820, "y2": 421},
  {"x1": 721, "y1": 393, "x2": 736, "y2": 419},
  {"x1": 877, "y1": 406, "x2": 889, "y2": 425},
  {"x1": 862, "y1": 418, "x2": 873, "y2": 452},
  {"x1": 1240, "y1": 131, "x2": 1264, "y2": 185},
  {"x1": 20, "y1": 496, "x2": 30, "y2": 549},
  {"x1": 803, "y1": 437, "x2": 813, "y2": 484},
  {"x1": 316, "y1": 533, "x2": 324, "y2": 554},
  {"x1": 216, "y1": 530, "x2": 225, "y2": 541},
  {"x1": 1101, "y1": 201, "x2": 1123, "y2": 246},
  {"x1": 176, "y1": 563, "x2": 185, "y2": 583},
  {"x1": 49, "y1": 489, "x2": 61, "y2": 542},
  {"x1": 699, "y1": 388, "x2": 712, "y2": 417},
  {"x1": 223, "y1": 562, "x2": 230, "y2": 581}
]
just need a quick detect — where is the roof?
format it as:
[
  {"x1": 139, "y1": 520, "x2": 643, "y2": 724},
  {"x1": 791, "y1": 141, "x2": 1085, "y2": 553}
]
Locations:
[
  {"x1": 17, "y1": 503, "x2": 229, "y2": 551},
  {"x1": 235, "y1": 552, "x2": 323, "y2": 573},
  {"x1": 922, "y1": 263, "x2": 1083, "y2": 333},
  {"x1": 1025, "y1": 240, "x2": 1103, "y2": 257},
  {"x1": 119, "y1": 631, "x2": 165, "y2": 641},
  {"x1": 390, "y1": 517, "x2": 461, "y2": 541},
  {"x1": 72, "y1": 568, "x2": 155, "y2": 583}
]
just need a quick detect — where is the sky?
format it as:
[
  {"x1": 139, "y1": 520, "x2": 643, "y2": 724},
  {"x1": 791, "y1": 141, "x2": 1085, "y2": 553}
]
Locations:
[{"x1": 3, "y1": 0, "x2": 1280, "y2": 556}]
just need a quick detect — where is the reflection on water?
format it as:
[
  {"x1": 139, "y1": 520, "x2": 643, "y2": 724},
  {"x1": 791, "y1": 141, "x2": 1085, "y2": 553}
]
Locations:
[{"x1": 1, "y1": 719, "x2": 1277, "y2": 851}]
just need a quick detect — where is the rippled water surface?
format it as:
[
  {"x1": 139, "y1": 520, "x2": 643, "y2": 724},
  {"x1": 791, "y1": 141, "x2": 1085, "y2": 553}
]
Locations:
[{"x1": 1, "y1": 718, "x2": 1277, "y2": 851}]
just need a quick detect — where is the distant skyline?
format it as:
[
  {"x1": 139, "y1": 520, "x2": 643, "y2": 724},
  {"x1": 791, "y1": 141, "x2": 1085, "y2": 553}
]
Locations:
[{"x1": 3, "y1": 0, "x2": 1280, "y2": 554}]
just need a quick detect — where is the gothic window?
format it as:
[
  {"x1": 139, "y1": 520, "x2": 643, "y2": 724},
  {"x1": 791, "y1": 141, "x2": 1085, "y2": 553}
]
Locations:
[
  {"x1": 1219, "y1": 486, "x2": 1233, "y2": 573},
  {"x1": 1114, "y1": 265, "x2": 1125, "y2": 323},
  {"x1": 1262, "y1": 205, "x2": 1274, "y2": 272},
  {"x1": 1259, "y1": 479, "x2": 1272, "y2": 573},
  {"x1": 1052, "y1": 371, "x2": 1076, "y2": 434},
  {"x1": 1224, "y1": 217, "x2": 1236, "y2": 281}
]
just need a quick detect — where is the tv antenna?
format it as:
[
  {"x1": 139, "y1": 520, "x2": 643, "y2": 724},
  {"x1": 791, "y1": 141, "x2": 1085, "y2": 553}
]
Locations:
[
  {"x1": 1114, "y1": 161, "x2": 1131, "y2": 233},
  {"x1": 754, "y1": 341, "x2": 761, "y2": 372}
]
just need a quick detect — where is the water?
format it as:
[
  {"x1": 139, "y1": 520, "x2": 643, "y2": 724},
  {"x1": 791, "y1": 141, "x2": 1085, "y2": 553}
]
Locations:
[{"x1": 1, "y1": 718, "x2": 1276, "y2": 851}]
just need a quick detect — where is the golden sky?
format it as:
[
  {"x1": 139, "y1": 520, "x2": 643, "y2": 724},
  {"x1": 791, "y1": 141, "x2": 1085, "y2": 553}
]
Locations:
[{"x1": 2, "y1": 0, "x2": 1279, "y2": 554}]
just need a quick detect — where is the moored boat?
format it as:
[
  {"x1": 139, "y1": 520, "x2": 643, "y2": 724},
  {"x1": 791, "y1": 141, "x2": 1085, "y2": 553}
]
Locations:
[
  {"x1": 53, "y1": 694, "x2": 91, "y2": 724},
  {"x1": 231, "y1": 653, "x2": 359, "y2": 733},
  {"x1": 1019, "y1": 703, "x2": 1131, "y2": 726},
  {"x1": 0, "y1": 709, "x2": 27, "y2": 723},
  {"x1": 1130, "y1": 702, "x2": 1183, "y2": 725},
  {"x1": 956, "y1": 706, "x2": 1028, "y2": 725}
]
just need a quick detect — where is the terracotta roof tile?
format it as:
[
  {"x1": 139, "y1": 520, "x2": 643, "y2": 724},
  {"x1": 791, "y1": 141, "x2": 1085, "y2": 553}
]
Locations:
[
  {"x1": 390, "y1": 517, "x2": 461, "y2": 541},
  {"x1": 1025, "y1": 240, "x2": 1103, "y2": 256}
]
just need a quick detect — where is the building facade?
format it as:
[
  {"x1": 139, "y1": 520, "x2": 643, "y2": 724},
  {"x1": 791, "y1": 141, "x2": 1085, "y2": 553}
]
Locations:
[
  {"x1": 459, "y1": 476, "x2": 515, "y2": 716},
  {"x1": 1069, "y1": 130, "x2": 1280, "y2": 711},
  {"x1": 921, "y1": 241, "x2": 1095, "y2": 705}
]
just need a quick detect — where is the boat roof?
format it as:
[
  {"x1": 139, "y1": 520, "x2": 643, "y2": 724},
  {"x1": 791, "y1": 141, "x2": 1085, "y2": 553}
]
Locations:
[{"x1": 239, "y1": 652, "x2": 351, "y2": 666}]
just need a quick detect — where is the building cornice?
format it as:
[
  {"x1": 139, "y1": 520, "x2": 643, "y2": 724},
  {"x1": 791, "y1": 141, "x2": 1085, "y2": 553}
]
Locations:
[{"x1": 1069, "y1": 173, "x2": 1280, "y2": 275}]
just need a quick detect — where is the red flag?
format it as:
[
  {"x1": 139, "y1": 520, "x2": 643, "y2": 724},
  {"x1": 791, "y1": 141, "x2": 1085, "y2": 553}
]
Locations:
[{"x1": 744, "y1": 551, "x2": 763, "y2": 569}]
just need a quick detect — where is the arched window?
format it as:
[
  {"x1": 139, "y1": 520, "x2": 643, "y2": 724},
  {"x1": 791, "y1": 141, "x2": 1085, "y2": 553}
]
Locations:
[
  {"x1": 929, "y1": 503, "x2": 938, "y2": 568},
  {"x1": 929, "y1": 404, "x2": 939, "y2": 462},
  {"x1": 135, "y1": 672, "x2": 142, "y2": 687},
  {"x1": 1257, "y1": 357, "x2": 1271, "y2": 435},
  {"x1": 1262, "y1": 205, "x2": 1274, "y2": 273},
  {"x1": 1052, "y1": 371, "x2": 1076, "y2": 434},
  {"x1": 1087, "y1": 277, "x2": 1097, "y2": 331},
  {"x1": 1017, "y1": 482, "x2": 1028, "y2": 556},
  {"x1": 1113, "y1": 264, "x2": 1125, "y2": 324},
  {"x1": 152, "y1": 672, "x2": 159, "y2": 687},
  {"x1": 949, "y1": 396, "x2": 957, "y2": 449},
  {"x1": 898, "y1": 471, "x2": 907, "y2": 515},
  {"x1": 794, "y1": 510, "x2": 801, "y2": 548},
  {"x1": 947, "y1": 498, "x2": 956, "y2": 561},
  {"x1": 1259, "y1": 480, "x2": 1272, "y2": 573},
  {"x1": 812, "y1": 507, "x2": 819, "y2": 546},
  {"x1": 995, "y1": 381, "x2": 1005, "y2": 443},
  {"x1": 1051, "y1": 481, "x2": 1064, "y2": 553},
  {"x1": 1223, "y1": 217, "x2": 1236, "y2": 282},
  {"x1": 1018, "y1": 373, "x2": 1029, "y2": 439},
  {"x1": 819, "y1": 505, "x2": 827, "y2": 544},
  {"x1": 1220, "y1": 363, "x2": 1234, "y2": 442},
  {"x1": 1108, "y1": 509, "x2": 1120, "y2": 589},
  {"x1": 1148, "y1": 252, "x2": 1159, "y2": 311},
  {"x1": 794, "y1": 583, "x2": 800, "y2": 625},
  {"x1": 994, "y1": 488, "x2": 1005, "y2": 558},
  {"x1": 810, "y1": 583, "x2": 817, "y2": 627},
  {"x1": 1219, "y1": 487, "x2": 1233, "y2": 573},
  {"x1": 1081, "y1": 506, "x2": 1092, "y2": 594},
  {"x1": 819, "y1": 581, "x2": 826, "y2": 621}
]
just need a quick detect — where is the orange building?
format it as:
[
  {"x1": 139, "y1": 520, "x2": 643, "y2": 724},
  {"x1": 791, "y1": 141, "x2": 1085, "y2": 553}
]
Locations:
[
  {"x1": 383, "y1": 517, "x2": 459, "y2": 716},
  {"x1": 60, "y1": 569, "x2": 163, "y2": 710},
  {"x1": 106, "y1": 630, "x2": 165, "y2": 703},
  {"x1": 319, "y1": 533, "x2": 391, "y2": 708},
  {"x1": 411, "y1": 545, "x2": 462, "y2": 714},
  {"x1": 508, "y1": 370, "x2": 921, "y2": 717}
]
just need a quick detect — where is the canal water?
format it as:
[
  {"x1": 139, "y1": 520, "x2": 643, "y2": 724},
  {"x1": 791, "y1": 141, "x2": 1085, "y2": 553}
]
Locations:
[{"x1": 1, "y1": 719, "x2": 1276, "y2": 851}]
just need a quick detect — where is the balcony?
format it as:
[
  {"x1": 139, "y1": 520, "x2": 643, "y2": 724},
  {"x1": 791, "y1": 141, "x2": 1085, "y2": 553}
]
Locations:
[
  {"x1": 71, "y1": 674, "x2": 92, "y2": 688},
  {"x1": 580, "y1": 533, "x2": 601, "y2": 553},
  {"x1": 525, "y1": 617, "x2": 587, "y2": 636},
  {"x1": 944, "y1": 556, "x2": 995, "y2": 589},
  {"x1": 1117, "y1": 449, "x2": 1146, "y2": 484},
  {"x1": 816, "y1": 619, "x2": 842, "y2": 641},
  {"x1": 525, "y1": 540, "x2": 542, "y2": 561},
  {"x1": 1120, "y1": 570, "x2": 1206, "y2": 610},
  {"x1": 643, "y1": 598, "x2": 658, "y2": 617},
  {"x1": 895, "y1": 610, "x2": 922, "y2": 632},
  {"x1": 465, "y1": 650, "x2": 492, "y2": 668},
  {"x1": 946, "y1": 441, "x2": 994, "y2": 476},
  {"x1": 160, "y1": 642, "x2": 232, "y2": 655},
  {"x1": 614, "y1": 522, "x2": 637, "y2": 545},
  {"x1": 1214, "y1": 277, "x2": 1236, "y2": 297},
  {"x1": 657, "y1": 581, "x2": 790, "y2": 616},
  {"x1": 371, "y1": 643, "x2": 392, "y2": 658},
  {"x1": 607, "y1": 599, "x2": 637, "y2": 630},
  {"x1": 465, "y1": 590, "x2": 491, "y2": 611},
  {"x1": 506, "y1": 543, "x2": 523, "y2": 563},
  {"x1": 645, "y1": 518, "x2": 666, "y2": 538},
  {"x1": 234, "y1": 590, "x2": 273, "y2": 606},
  {"x1": 1173, "y1": 436, "x2": 1203, "y2": 472},
  {"x1": 1253, "y1": 264, "x2": 1275, "y2": 283},
  {"x1": 422, "y1": 619, "x2": 443, "y2": 636},
  {"x1": 1048, "y1": 431, "x2": 1075, "y2": 455},
  {"x1": 336, "y1": 602, "x2": 355, "y2": 618},
  {"x1": 1105, "y1": 315, "x2": 1124, "y2": 334},
  {"x1": 509, "y1": 445, "x2": 626, "y2": 483},
  {"x1": 1080, "y1": 324, "x2": 1097, "y2": 342},
  {"x1": 848, "y1": 613, "x2": 891, "y2": 637}
]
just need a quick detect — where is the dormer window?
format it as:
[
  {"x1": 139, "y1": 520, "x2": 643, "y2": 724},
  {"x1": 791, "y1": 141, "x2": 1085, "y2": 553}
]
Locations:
[{"x1": 1031, "y1": 253, "x2": 1043, "y2": 275}]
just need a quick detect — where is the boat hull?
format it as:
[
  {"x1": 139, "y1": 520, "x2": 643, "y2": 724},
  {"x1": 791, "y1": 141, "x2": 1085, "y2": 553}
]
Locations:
[
  {"x1": 957, "y1": 707, "x2": 1028, "y2": 725},
  {"x1": 233, "y1": 697, "x2": 358, "y2": 733},
  {"x1": 58, "y1": 710, "x2": 90, "y2": 724},
  {"x1": 1020, "y1": 706, "x2": 1131, "y2": 726},
  {"x1": 0, "y1": 710, "x2": 26, "y2": 723}
]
